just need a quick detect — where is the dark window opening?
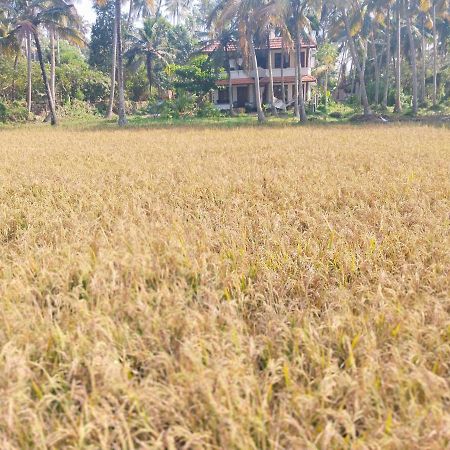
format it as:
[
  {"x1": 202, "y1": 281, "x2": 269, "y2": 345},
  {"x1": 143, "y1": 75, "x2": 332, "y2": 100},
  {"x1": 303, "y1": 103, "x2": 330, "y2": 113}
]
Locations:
[
  {"x1": 256, "y1": 51, "x2": 268, "y2": 69},
  {"x1": 274, "y1": 53, "x2": 290, "y2": 69},
  {"x1": 273, "y1": 85, "x2": 289, "y2": 100},
  {"x1": 218, "y1": 88, "x2": 230, "y2": 104},
  {"x1": 301, "y1": 52, "x2": 306, "y2": 68}
]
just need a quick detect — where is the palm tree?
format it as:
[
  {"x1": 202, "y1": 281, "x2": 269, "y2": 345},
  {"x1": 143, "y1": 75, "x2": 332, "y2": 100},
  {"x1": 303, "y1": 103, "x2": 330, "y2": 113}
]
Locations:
[
  {"x1": 48, "y1": 4, "x2": 84, "y2": 109},
  {"x1": 336, "y1": 0, "x2": 372, "y2": 116},
  {"x1": 114, "y1": 0, "x2": 126, "y2": 125},
  {"x1": 0, "y1": 8, "x2": 22, "y2": 102},
  {"x1": 394, "y1": 0, "x2": 402, "y2": 112},
  {"x1": 204, "y1": 24, "x2": 239, "y2": 115},
  {"x1": 209, "y1": 0, "x2": 268, "y2": 123},
  {"x1": 107, "y1": 2, "x2": 117, "y2": 118},
  {"x1": 432, "y1": 0, "x2": 437, "y2": 104},
  {"x1": 126, "y1": 17, "x2": 174, "y2": 95},
  {"x1": 370, "y1": 23, "x2": 380, "y2": 105},
  {"x1": 127, "y1": 0, "x2": 155, "y2": 30},
  {"x1": 431, "y1": 0, "x2": 448, "y2": 106},
  {"x1": 96, "y1": 0, "x2": 127, "y2": 126},
  {"x1": 273, "y1": 0, "x2": 322, "y2": 122},
  {"x1": 316, "y1": 42, "x2": 338, "y2": 111},
  {"x1": 382, "y1": 3, "x2": 391, "y2": 110},
  {"x1": 165, "y1": 0, "x2": 191, "y2": 25},
  {"x1": 1, "y1": 0, "x2": 84, "y2": 125},
  {"x1": 404, "y1": 0, "x2": 418, "y2": 114},
  {"x1": 0, "y1": 2, "x2": 31, "y2": 112}
]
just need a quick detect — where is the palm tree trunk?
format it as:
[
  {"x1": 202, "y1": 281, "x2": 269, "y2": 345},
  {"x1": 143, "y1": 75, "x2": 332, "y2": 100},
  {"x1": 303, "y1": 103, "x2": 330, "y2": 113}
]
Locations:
[
  {"x1": 50, "y1": 27, "x2": 56, "y2": 107},
  {"x1": 57, "y1": 31, "x2": 61, "y2": 65},
  {"x1": 127, "y1": 0, "x2": 134, "y2": 30},
  {"x1": 294, "y1": 61, "x2": 300, "y2": 119},
  {"x1": 394, "y1": 0, "x2": 402, "y2": 113},
  {"x1": 116, "y1": 0, "x2": 127, "y2": 126},
  {"x1": 420, "y1": 15, "x2": 426, "y2": 104},
  {"x1": 358, "y1": 41, "x2": 367, "y2": 105},
  {"x1": 350, "y1": 61, "x2": 356, "y2": 94},
  {"x1": 249, "y1": 38, "x2": 265, "y2": 123},
  {"x1": 27, "y1": 32, "x2": 32, "y2": 114},
  {"x1": 432, "y1": 3, "x2": 437, "y2": 106},
  {"x1": 295, "y1": 28, "x2": 307, "y2": 122},
  {"x1": 106, "y1": 7, "x2": 118, "y2": 119},
  {"x1": 405, "y1": 1, "x2": 418, "y2": 115},
  {"x1": 371, "y1": 24, "x2": 380, "y2": 105},
  {"x1": 146, "y1": 53, "x2": 153, "y2": 94},
  {"x1": 33, "y1": 31, "x2": 57, "y2": 126},
  {"x1": 280, "y1": 45, "x2": 286, "y2": 113},
  {"x1": 324, "y1": 69, "x2": 329, "y2": 112},
  {"x1": 343, "y1": 14, "x2": 371, "y2": 116},
  {"x1": 12, "y1": 52, "x2": 19, "y2": 101},
  {"x1": 267, "y1": 37, "x2": 277, "y2": 116},
  {"x1": 225, "y1": 48, "x2": 234, "y2": 115},
  {"x1": 382, "y1": 7, "x2": 391, "y2": 109}
]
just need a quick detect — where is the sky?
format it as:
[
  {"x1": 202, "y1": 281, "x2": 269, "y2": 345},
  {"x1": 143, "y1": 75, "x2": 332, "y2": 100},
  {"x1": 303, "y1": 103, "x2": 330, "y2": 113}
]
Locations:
[{"x1": 77, "y1": 0, "x2": 96, "y2": 24}]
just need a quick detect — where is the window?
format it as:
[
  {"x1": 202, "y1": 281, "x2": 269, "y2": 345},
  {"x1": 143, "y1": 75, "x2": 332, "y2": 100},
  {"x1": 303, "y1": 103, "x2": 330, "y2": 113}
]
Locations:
[
  {"x1": 256, "y1": 51, "x2": 268, "y2": 69},
  {"x1": 301, "y1": 52, "x2": 306, "y2": 68},
  {"x1": 273, "y1": 85, "x2": 288, "y2": 101},
  {"x1": 274, "y1": 53, "x2": 290, "y2": 69},
  {"x1": 218, "y1": 88, "x2": 230, "y2": 104}
]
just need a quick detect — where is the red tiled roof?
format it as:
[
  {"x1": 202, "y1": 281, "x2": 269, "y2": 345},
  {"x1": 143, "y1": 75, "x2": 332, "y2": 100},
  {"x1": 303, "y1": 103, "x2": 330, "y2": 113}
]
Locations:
[
  {"x1": 202, "y1": 37, "x2": 316, "y2": 53},
  {"x1": 217, "y1": 75, "x2": 317, "y2": 86}
]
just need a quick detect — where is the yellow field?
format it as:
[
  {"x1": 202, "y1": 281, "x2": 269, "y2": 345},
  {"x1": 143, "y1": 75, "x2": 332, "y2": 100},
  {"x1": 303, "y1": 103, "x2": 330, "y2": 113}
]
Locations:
[{"x1": 0, "y1": 124, "x2": 449, "y2": 449}]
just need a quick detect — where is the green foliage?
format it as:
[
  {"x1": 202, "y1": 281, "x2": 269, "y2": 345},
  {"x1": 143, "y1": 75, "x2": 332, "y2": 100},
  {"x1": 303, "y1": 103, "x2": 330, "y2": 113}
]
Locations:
[
  {"x1": 0, "y1": 101, "x2": 6, "y2": 122},
  {"x1": 0, "y1": 101, "x2": 28, "y2": 123},
  {"x1": 57, "y1": 62, "x2": 110, "y2": 104},
  {"x1": 168, "y1": 24, "x2": 196, "y2": 65},
  {"x1": 168, "y1": 55, "x2": 223, "y2": 101},
  {"x1": 59, "y1": 99, "x2": 98, "y2": 119},
  {"x1": 197, "y1": 101, "x2": 221, "y2": 118},
  {"x1": 158, "y1": 92, "x2": 197, "y2": 119},
  {"x1": 88, "y1": 2, "x2": 115, "y2": 73},
  {"x1": 126, "y1": 66, "x2": 149, "y2": 102},
  {"x1": 316, "y1": 43, "x2": 338, "y2": 70}
]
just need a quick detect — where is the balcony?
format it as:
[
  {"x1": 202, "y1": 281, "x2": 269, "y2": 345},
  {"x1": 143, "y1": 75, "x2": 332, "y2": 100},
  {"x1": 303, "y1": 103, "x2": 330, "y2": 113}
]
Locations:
[
  {"x1": 230, "y1": 67, "x2": 311, "y2": 80},
  {"x1": 229, "y1": 68, "x2": 269, "y2": 79}
]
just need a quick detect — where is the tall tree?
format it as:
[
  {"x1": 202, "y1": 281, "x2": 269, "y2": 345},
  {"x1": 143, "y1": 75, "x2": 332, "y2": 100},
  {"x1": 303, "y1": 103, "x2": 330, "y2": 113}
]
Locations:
[
  {"x1": 270, "y1": 0, "x2": 322, "y2": 122},
  {"x1": 209, "y1": 0, "x2": 268, "y2": 123},
  {"x1": 316, "y1": 42, "x2": 338, "y2": 111},
  {"x1": 394, "y1": 0, "x2": 402, "y2": 112},
  {"x1": 405, "y1": 0, "x2": 418, "y2": 114},
  {"x1": 1, "y1": 0, "x2": 84, "y2": 125},
  {"x1": 126, "y1": 17, "x2": 175, "y2": 95},
  {"x1": 89, "y1": 1, "x2": 116, "y2": 117},
  {"x1": 204, "y1": 24, "x2": 239, "y2": 115},
  {"x1": 115, "y1": 0, "x2": 126, "y2": 125},
  {"x1": 336, "y1": 0, "x2": 372, "y2": 115},
  {"x1": 382, "y1": 4, "x2": 391, "y2": 110}
]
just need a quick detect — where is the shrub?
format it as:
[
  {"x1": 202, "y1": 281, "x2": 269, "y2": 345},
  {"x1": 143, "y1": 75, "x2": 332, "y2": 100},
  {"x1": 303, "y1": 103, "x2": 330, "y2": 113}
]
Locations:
[
  {"x1": 329, "y1": 111, "x2": 343, "y2": 119},
  {"x1": 197, "y1": 101, "x2": 221, "y2": 118},
  {"x1": 0, "y1": 102, "x2": 7, "y2": 123},
  {"x1": 0, "y1": 101, "x2": 29, "y2": 123},
  {"x1": 58, "y1": 99, "x2": 98, "y2": 119}
]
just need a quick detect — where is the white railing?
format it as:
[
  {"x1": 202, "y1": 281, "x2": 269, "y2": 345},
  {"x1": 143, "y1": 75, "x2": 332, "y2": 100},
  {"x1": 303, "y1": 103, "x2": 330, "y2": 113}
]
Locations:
[
  {"x1": 230, "y1": 68, "x2": 269, "y2": 79},
  {"x1": 230, "y1": 67, "x2": 311, "y2": 80}
]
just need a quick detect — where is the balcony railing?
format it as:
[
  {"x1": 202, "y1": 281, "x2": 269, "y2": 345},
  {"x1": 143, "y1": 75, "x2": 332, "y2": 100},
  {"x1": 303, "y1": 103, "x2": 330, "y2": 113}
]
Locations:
[
  {"x1": 229, "y1": 68, "x2": 269, "y2": 79},
  {"x1": 229, "y1": 67, "x2": 311, "y2": 80}
]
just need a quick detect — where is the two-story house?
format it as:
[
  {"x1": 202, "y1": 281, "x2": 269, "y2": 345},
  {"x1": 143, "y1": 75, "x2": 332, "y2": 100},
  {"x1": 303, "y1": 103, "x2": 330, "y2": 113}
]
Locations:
[{"x1": 203, "y1": 36, "x2": 317, "y2": 111}]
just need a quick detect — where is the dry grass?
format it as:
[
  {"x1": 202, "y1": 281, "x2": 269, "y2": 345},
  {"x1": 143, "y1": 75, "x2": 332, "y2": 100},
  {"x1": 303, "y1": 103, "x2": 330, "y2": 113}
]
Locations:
[{"x1": 0, "y1": 124, "x2": 449, "y2": 449}]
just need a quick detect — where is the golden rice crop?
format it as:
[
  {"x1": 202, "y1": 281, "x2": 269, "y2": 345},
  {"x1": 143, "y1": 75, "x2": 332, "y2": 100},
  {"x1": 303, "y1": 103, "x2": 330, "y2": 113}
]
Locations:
[{"x1": 0, "y1": 124, "x2": 449, "y2": 449}]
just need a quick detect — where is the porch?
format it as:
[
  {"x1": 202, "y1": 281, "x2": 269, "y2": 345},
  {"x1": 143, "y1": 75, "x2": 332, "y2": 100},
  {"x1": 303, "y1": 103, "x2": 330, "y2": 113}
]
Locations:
[{"x1": 212, "y1": 75, "x2": 316, "y2": 111}]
